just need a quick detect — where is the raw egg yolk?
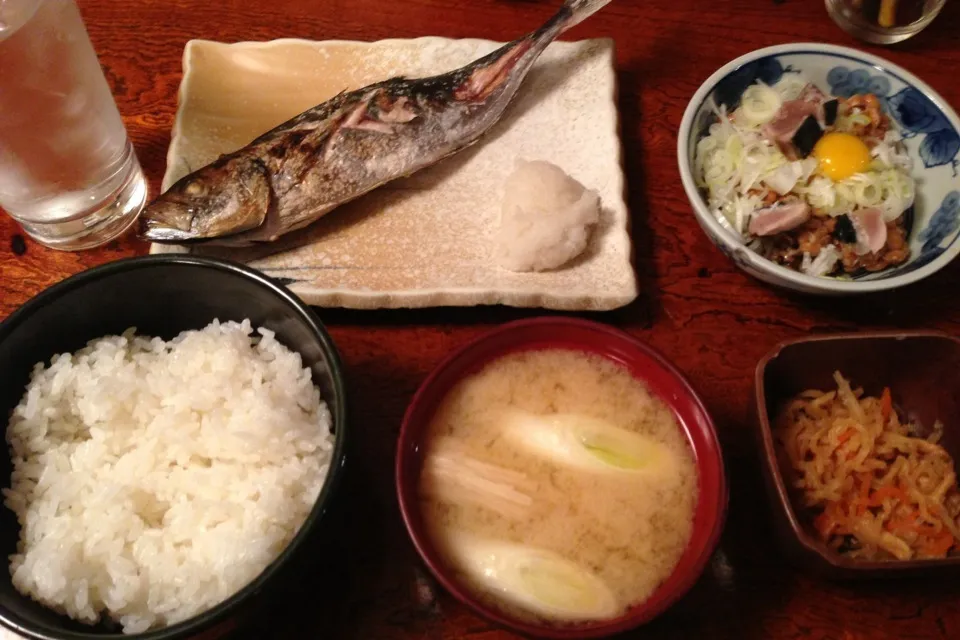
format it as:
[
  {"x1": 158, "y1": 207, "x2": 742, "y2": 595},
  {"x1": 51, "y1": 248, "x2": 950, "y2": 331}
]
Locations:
[{"x1": 813, "y1": 132, "x2": 872, "y2": 181}]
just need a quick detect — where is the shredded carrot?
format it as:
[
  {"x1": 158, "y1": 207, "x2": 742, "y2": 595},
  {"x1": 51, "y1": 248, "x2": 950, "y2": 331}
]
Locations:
[
  {"x1": 814, "y1": 510, "x2": 835, "y2": 539},
  {"x1": 815, "y1": 501, "x2": 848, "y2": 539},
  {"x1": 905, "y1": 521, "x2": 943, "y2": 538},
  {"x1": 868, "y1": 485, "x2": 909, "y2": 507},
  {"x1": 838, "y1": 428, "x2": 856, "y2": 444},
  {"x1": 921, "y1": 529, "x2": 955, "y2": 557},
  {"x1": 880, "y1": 387, "x2": 892, "y2": 424},
  {"x1": 885, "y1": 510, "x2": 921, "y2": 534},
  {"x1": 856, "y1": 474, "x2": 872, "y2": 515}
]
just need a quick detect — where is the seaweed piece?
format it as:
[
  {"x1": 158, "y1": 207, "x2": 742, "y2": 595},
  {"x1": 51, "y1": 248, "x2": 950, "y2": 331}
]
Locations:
[
  {"x1": 792, "y1": 116, "x2": 824, "y2": 158},
  {"x1": 901, "y1": 204, "x2": 915, "y2": 242},
  {"x1": 837, "y1": 535, "x2": 860, "y2": 554},
  {"x1": 714, "y1": 67, "x2": 762, "y2": 112},
  {"x1": 833, "y1": 214, "x2": 858, "y2": 244},
  {"x1": 822, "y1": 99, "x2": 839, "y2": 127}
]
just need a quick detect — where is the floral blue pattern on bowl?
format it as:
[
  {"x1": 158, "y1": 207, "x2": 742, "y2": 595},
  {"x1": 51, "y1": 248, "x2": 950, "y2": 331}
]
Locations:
[
  {"x1": 826, "y1": 66, "x2": 960, "y2": 175},
  {"x1": 680, "y1": 44, "x2": 960, "y2": 292},
  {"x1": 896, "y1": 190, "x2": 960, "y2": 275},
  {"x1": 825, "y1": 67, "x2": 891, "y2": 100}
]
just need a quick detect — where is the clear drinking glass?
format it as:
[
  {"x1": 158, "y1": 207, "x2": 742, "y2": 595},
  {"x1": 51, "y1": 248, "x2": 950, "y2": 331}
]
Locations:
[
  {"x1": 0, "y1": 0, "x2": 147, "y2": 251},
  {"x1": 825, "y1": 0, "x2": 948, "y2": 44}
]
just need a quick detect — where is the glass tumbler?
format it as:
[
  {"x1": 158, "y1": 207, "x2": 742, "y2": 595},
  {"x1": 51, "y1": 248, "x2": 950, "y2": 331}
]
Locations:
[
  {"x1": 0, "y1": 0, "x2": 148, "y2": 251},
  {"x1": 825, "y1": 0, "x2": 948, "y2": 44}
]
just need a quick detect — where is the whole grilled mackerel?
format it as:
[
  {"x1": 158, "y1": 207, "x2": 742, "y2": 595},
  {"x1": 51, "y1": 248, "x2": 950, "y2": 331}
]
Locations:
[{"x1": 139, "y1": 0, "x2": 612, "y2": 246}]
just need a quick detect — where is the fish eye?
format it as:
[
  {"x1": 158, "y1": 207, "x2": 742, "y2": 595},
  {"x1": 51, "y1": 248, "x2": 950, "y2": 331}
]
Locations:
[{"x1": 184, "y1": 182, "x2": 206, "y2": 197}]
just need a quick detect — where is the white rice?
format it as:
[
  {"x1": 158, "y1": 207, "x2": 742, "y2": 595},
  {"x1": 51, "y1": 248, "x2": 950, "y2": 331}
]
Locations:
[{"x1": 2, "y1": 319, "x2": 334, "y2": 634}]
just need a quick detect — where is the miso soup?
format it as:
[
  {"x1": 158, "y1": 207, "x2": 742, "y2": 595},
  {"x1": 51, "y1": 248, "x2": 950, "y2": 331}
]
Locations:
[{"x1": 418, "y1": 348, "x2": 699, "y2": 626}]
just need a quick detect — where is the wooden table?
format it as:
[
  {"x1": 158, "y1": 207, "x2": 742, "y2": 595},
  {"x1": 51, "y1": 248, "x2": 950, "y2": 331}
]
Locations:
[{"x1": 3, "y1": 1, "x2": 960, "y2": 638}]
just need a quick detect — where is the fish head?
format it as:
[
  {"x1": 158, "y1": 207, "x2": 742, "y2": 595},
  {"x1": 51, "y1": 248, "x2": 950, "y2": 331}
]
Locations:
[{"x1": 138, "y1": 156, "x2": 271, "y2": 243}]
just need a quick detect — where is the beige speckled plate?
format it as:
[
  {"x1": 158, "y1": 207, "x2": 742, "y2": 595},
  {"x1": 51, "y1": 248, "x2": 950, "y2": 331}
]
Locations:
[{"x1": 149, "y1": 37, "x2": 638, "y2": 311}]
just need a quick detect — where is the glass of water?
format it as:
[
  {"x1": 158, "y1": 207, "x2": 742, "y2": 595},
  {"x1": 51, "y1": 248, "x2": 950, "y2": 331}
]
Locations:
[
  {"x1": 0, "y1": 0, "x2": 148, "y2": 251},
  {"x1": 825, "y1": 0, "x2": 948, "y2": 45}
]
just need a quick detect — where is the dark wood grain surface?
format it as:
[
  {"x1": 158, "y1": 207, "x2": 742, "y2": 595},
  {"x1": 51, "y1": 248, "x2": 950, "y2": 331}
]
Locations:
[{"x1": 3, "y1": 1, "x2": 960, "y2": 638}]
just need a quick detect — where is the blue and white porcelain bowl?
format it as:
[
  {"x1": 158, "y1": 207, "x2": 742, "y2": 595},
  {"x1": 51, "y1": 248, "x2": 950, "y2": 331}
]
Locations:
[{"x1": 678, "y1": 43, "x2": 960, "y2": 295}]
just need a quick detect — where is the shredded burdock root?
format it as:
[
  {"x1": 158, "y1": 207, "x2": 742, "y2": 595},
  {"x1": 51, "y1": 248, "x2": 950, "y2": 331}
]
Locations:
[{"x1": 775, "y1": 372, "x2": 960, "y2": 561}]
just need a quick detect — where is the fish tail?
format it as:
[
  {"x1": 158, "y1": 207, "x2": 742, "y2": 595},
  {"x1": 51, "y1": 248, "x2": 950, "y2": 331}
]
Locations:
[
  {"x1": 537, "y1": 0, "x2": 613, "y2": 39},
  {"x1": 451, "y1": 0, "x2": 611, "y2": 103}
]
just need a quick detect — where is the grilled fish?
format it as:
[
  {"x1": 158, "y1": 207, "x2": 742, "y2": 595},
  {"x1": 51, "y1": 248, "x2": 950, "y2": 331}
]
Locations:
[{"x1": 139, "y1": 0, "x2": 613, "y2": 246}]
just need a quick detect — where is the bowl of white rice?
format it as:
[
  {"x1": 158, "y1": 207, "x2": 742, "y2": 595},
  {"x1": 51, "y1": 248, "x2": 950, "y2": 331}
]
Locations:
[{"x1": 0, "y1": 255, "x2": 348, "y2": 640}]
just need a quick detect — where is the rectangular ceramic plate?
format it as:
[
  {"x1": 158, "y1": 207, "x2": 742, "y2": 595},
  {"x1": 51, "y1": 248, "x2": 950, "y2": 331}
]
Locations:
[{"x1": 149, "y1": 37, "x2": 638, "y2": 311}]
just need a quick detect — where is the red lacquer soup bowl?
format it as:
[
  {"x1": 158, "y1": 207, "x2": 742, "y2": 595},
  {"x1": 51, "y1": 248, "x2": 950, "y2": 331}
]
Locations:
[{"x1": 395, "y1": 317, "x2": 728, "y2": 638}]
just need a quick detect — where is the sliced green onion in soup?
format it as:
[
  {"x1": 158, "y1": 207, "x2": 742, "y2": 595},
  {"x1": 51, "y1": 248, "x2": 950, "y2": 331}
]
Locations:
[
  {"x1": 502, "y1": 410, "x2": 675, "y2": 474},
  {"x1": 442, "y1": 535, "x2": 620, "y2": 621}
]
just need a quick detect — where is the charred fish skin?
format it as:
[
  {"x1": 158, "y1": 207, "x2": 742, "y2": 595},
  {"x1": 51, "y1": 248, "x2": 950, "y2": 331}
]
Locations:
[{"x1": 139, "y1": 0, "x2": 612, "y2": 246}]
